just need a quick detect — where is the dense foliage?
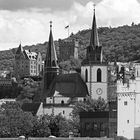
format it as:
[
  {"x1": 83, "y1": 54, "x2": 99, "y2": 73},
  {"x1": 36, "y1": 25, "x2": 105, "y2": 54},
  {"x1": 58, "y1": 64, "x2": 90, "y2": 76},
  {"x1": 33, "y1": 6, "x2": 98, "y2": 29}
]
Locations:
[
  {"x1": 0, "y1": 24, "x2": 140, "y2": 71},
  {"x1": 72, "y1": 97, "x2": 108, "y2": 117},
  {"x1": 0, "y1": 102, "x2": 78, "y2": 138}
]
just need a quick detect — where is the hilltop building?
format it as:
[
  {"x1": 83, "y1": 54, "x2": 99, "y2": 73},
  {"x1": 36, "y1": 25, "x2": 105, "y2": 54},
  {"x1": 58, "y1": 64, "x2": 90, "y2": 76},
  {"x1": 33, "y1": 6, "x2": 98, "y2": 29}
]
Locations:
[
  {"x1": 59, "y1": 39, "x2": 79, "y2": 61},
  {"x1": 81, "y1": 8, "x2": 108, "y2": 100},
  {"x1": 117, "y1": 64, "x2": 140, "y2": 139},
  {"x1": 14, "y1": 44, "x2": 42, "y2": 79}
]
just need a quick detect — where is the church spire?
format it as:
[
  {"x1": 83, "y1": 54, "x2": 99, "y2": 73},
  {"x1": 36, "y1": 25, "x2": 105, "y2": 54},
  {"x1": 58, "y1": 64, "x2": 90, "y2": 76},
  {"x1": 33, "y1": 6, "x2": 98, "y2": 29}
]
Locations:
[
  {"x1": 43, "y1": 21, "x2": 59, "y2": 94},
  {"x1": 45, "y1": 21, "x2": 58, "y2": 68},
  {"x1": 90, "y1": 4, "x2": 100, "y2": 48},
  {"x1": 84, "y1": 4, "x2": 103, "y2": 64}
]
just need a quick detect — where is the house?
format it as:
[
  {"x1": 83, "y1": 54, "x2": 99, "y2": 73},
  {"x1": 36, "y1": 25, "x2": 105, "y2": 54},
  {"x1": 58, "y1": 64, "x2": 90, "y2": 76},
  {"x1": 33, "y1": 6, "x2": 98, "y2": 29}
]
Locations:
[{"x1": 14, "y1": 44, "x2": 43, "y2": 80}]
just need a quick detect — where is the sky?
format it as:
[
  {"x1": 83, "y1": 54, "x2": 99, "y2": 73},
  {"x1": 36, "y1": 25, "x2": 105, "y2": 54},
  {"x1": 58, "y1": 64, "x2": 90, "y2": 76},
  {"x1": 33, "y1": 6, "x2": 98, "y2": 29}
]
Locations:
[{"x1": 0, "y1": 0, "x2": 140, "y2": 50}]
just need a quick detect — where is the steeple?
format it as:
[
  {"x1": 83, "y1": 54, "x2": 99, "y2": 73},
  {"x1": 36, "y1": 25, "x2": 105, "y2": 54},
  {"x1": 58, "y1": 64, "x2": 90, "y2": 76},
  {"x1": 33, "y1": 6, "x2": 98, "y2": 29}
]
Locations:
[
  {"x1": 90, "y1": 5, "x2": 100, "y2": 48},
  {"x1": 86, "y1": 4, "x2": 102, "y2": 64},
  {"x1": 45, "y1": 21, "x2": 58, "y2": 68},
  {"x1": 43, "y1": 21, "x2": 59, "y2": 94}
]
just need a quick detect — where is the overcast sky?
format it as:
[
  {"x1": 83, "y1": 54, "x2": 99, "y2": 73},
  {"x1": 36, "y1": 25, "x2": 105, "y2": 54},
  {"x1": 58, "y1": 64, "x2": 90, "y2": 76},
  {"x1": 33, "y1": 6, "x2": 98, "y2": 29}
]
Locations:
[{"x1": 0, "y1": 0, "x2": 140, "y2": 50}]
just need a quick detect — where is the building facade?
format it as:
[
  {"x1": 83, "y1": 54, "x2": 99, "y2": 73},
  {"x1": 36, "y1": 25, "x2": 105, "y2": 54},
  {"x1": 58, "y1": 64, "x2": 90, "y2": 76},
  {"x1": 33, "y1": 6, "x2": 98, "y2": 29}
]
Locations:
[
  {"x1": 59, "y1": 39, "x2": 79, "y2": 61},
  {"x1": 81, "y1": 8, "x2": 108, "y2": 100},
  {"x1": 117, "y1": 64, "x2": 140, "y2": 139},
  {"x1": 14, "y1": 44, "x2": 43, "y2": 79}
]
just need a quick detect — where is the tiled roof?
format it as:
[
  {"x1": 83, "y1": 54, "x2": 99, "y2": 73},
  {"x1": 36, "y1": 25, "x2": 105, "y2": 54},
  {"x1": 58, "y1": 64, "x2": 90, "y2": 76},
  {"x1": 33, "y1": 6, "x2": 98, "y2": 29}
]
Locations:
[
  {"x1": 21, "y1": 103, "x2": 41, "y2": 115},
  {"x1": 44, "y1": 73, "x2": 89, "y2": 98}
]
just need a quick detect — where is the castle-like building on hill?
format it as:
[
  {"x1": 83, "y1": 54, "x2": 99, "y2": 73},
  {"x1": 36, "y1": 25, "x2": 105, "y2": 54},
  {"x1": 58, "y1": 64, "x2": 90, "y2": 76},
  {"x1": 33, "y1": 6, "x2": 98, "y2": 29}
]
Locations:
[
  {"x1": 14, "y1": 44, "x2": 43, "y2": 79},
  {"x1": 81, "y1": 8, "x2": 108, "y2": 100},
  {"x1": 58, "y1": 39, "x2": 79, "y2": 61},
  {"x1": 117, "y1": 64, "x2": 140, "y2": 139}
]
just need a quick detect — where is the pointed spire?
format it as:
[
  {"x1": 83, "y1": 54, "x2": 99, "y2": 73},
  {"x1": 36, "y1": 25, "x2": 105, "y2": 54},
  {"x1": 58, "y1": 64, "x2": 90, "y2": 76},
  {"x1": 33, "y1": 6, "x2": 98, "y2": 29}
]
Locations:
[
  {"x1": 16, "y1": 42, "x2": 23, "y2": 54},
  {"x1": 45, "y1": 21, "x2": 58, "y2": 68},
  {"x1": 90, "y1": 4, "x2": 100, "y2": 48}
]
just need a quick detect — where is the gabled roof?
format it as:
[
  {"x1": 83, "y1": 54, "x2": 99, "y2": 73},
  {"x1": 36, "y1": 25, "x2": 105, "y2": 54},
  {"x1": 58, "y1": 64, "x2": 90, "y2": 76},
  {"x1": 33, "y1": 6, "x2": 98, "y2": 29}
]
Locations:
[
  {"x1": 45, "y1": 73, "x2": 89, "y2": 98},
  {"x1": 45, "y1": 21, "x2": 58, "y2": 68},
  {"x1": 23, "y1": 50, "x2": 37, "y2": 60},
  {"x1": 21, "y1": 103, "x2": 41, "y2": 115}
]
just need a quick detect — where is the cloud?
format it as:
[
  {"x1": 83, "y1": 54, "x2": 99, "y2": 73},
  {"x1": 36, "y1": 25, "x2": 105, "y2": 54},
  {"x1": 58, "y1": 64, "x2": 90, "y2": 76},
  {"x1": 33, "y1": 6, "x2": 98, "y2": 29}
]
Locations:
[
  {"x1": 0, "y1": 0, "x2": 140, "y2": 51},
  {"x1": 0, "y1": 0, "x2": 101, "y2": 11},
  {"x1": 97, "y1": 0, "x2": 140, "y2": 27}
]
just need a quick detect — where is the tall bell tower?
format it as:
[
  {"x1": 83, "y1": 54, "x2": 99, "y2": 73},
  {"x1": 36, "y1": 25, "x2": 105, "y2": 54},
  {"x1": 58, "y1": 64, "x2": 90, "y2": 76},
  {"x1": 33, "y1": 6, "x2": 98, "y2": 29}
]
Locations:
[{"x1": 81, "y1": 6, "x2": 108, "y2": 100}]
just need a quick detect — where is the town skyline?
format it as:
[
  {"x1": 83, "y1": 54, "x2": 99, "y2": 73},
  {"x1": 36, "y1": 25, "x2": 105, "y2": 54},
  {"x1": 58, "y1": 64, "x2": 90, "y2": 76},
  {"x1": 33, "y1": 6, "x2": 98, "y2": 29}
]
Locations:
[{"x1": 0, "y1": 0, "x2": 140, "y2": 50}]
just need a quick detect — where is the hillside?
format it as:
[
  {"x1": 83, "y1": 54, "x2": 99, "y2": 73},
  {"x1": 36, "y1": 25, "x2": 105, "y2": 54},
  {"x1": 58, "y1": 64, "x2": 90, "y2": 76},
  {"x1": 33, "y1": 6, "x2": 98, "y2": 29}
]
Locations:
[{"x1": 1, "y1": 23, "x2": 140, "y2": 71}]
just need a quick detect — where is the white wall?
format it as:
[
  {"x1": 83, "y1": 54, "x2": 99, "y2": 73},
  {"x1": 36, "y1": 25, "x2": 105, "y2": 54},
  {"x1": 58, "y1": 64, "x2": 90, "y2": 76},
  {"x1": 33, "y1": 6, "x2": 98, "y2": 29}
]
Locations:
[
  {"x1": 81, "y1": 65, "x2": 108, "y2": 100},
  {"x1": 117, "y1": 93, "x2": 135, "y2": 139},
  {"x1": 43, "y1": 106, "x2": 73, "y2": 119}
]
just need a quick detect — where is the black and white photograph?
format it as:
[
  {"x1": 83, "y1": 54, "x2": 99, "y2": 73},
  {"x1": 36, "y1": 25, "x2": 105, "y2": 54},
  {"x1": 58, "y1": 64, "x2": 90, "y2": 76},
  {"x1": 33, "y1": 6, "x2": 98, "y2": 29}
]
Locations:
[{"x1": 0, "y1": 0, "x2": 140, "y2": 139}]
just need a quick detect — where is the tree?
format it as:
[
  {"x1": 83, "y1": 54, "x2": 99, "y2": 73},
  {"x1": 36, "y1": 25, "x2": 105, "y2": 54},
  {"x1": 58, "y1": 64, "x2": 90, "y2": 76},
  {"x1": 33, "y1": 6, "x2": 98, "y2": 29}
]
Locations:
[
  {"x1": 32, "y1": 115, "x2": 51, "y2": 137},
  {"x1": 0, "y1": 102, "x2": 35, "y2": 137},
  {"x1": 72, "y1": 97, "x2": 108, "y2": 117},
  {"x1": 70, "y1": 97, "x2": 108, "y2": 137},
  {"x1": 17, "y1": 78, "x2": 40, "y2": 103}
]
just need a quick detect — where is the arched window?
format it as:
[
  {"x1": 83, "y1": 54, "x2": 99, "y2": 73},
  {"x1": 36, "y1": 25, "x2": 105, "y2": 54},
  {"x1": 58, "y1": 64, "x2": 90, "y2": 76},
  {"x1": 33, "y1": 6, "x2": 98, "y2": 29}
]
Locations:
[
  {"x1": 61, "y1": 100, "x2": 64, "y2": 104},
  {"x1": 52, "y1": 60, "x2": 55, "y2": 66},
  {"x1": 85, "y1": 69, "x2": 88, "y2": 82},
  {"x1": 97, "y1": 68, "x2": 102, "y2": 82}
]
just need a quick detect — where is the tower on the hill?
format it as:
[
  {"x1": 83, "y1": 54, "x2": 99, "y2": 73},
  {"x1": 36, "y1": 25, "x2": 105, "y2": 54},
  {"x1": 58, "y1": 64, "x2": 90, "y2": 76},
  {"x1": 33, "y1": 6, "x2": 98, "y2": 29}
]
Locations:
[
  {"x1": 81, "y1": 6, "x2": 108, "y2": 100},
  {"x1": 43, "y1": 21, "x2": 59, "y2": 93},
  {"x1": 59, "y1": 39, "x2": 79, "y2": 61}
]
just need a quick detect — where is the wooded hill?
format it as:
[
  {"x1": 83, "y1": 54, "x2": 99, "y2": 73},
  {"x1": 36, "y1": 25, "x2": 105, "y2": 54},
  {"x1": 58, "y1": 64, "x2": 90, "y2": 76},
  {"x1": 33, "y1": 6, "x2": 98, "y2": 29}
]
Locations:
[{"x1": 1, "y1": 23, "x2": 140, "y2": 71}]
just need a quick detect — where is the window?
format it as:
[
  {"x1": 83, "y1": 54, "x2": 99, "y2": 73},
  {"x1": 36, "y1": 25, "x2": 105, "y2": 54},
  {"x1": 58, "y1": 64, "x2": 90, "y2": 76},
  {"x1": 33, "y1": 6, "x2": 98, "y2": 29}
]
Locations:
[
  {"x1": 97, "y1": 68, "x2": 102, "y2": 82},
  {"x1": 52, "y1": 60, "x2": 55, "y2": 66},
  {"x1": 85, "y1": 69, "x2": 88, "y2": 82},
  {"x1": 124, "y1": 101, "x2": 127, "y2": 105},
  {"x1": 61, "y1": 100, "x2": 64, "y2": 104}
]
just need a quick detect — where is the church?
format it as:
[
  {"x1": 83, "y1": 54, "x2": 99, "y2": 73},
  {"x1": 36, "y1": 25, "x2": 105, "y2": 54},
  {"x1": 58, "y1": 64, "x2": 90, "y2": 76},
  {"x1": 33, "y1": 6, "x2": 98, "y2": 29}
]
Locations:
[
  {"x1": 81, "y1": 8, "x2": 108, "y2": 100},
  {"x1": 41, "y1": 7, "x2": 109, "y2": 118}
]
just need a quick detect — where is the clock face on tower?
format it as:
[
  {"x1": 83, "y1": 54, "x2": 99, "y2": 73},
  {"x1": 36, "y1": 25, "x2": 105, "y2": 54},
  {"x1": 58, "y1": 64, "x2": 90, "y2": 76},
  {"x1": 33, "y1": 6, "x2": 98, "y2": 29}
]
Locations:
[{"x1": 96, "y1": 88, "x2": 103, "y2": 95}]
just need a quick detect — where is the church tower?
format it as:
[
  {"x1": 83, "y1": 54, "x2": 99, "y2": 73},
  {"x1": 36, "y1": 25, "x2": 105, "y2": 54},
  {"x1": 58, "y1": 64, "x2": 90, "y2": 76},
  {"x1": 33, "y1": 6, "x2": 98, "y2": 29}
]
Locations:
[
  {"x1": 43, "y1": 21, "x2": 59, "y2": 93},
  {"x1": 81, "y1": 6, "x2": 108, "y2": 100}
]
